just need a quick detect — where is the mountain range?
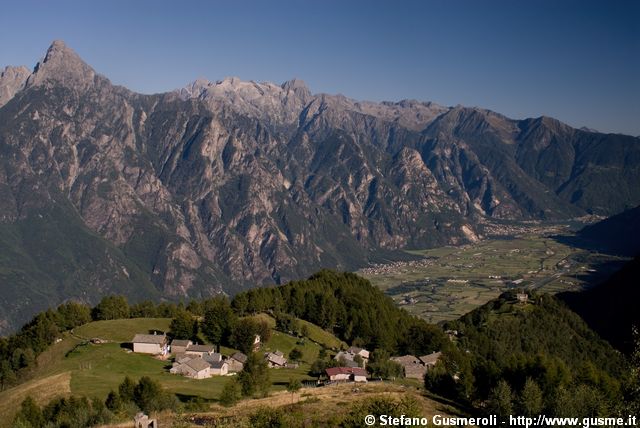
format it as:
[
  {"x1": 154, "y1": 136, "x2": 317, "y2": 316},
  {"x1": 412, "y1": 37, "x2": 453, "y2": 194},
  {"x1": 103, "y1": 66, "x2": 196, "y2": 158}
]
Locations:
[{"x1": 0, "y1": 40, "x2": 639, "y2": 333}]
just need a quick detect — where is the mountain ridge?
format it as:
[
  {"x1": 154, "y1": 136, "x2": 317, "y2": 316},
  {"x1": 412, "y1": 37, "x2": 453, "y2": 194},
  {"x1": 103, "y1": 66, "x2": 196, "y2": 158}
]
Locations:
[{"x1": 0, "y1": 40, "x2": 638, "y2": 333}]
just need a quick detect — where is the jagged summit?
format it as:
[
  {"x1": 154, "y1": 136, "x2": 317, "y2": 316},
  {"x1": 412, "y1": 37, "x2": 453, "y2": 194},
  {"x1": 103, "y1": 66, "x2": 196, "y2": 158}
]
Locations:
[
  {"x1": 26, "y1": 39, "x2": 99, "y2": 89},
  {"x1": 281, "y1": 78, "x2": 311, "y2": 97},
  {"x1": 0, "y1": 39, "x2": 639, "y2": 333}
]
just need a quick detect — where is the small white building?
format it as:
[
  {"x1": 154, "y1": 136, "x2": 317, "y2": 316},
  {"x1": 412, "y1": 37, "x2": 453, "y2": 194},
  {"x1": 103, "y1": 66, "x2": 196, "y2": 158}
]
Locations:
[
  {"x1": 132, "y1": 334, "x2": 168, "y2": 355},
  {"x1": 336, "y1": 346, "x2": 370, "y2": 368}
]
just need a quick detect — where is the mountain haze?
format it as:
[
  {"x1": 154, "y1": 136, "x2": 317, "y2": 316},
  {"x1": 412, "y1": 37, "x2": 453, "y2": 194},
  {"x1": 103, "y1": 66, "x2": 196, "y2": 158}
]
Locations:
[{"x1": 0, "y1": 41, "x2": 639, "y2": 333}]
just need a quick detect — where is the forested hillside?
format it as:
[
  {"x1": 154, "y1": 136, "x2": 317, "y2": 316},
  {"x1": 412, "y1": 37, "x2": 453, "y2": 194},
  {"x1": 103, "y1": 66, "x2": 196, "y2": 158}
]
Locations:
[
  {"x1": 232, "y1": 270, "x2": 448, "y2": 355},
  {"x1": 438, "y1": 291, "x2": 630, "y2": 416}
]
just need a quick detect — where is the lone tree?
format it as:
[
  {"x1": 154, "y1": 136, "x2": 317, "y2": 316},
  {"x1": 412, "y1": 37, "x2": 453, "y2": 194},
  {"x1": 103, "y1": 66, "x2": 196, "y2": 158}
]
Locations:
[
  {"x1": 487, "y1": 380, "x2": 513, "y2": 417},
  {"x1": 286, "y1": 378, "x2": 302, "y2": 403},
  {"x1": 237, "y1": 352, "x2": 271, "y2": 398},
  {"x1": 289, "y1": 347, "x2": 303, "y2": 362},
  {"x1": 170, "y1": 309, "x2": 198, "y2": 340},
  {"x1": 219, "y1": 379, "x2": 242, "y2": 407},
  {"x1": 133, "y1": 376, "x2": 163, "y2": 413},
  {"x1": 202, "y1": 297, "x2": 237, "y2": 346},
  {"x1": 519, "y1": 378, "x2": 543, "y2": 417}
]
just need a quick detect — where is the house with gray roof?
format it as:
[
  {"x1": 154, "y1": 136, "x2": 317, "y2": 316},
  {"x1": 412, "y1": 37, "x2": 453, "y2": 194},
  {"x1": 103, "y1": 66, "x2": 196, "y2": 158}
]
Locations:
[
  {"x1": 210, "y1": 360, "x2": 229, "y2": 376},
  {"x1": 265, "y1": 351, "x2": 287, "y2": 368},
  {"x1": 132, "y1": 333, "x2": 168, "y2": 355},
  {"x1": 185, "y1": 344, "x2": 216, "y2": 358},
  {"x1": 418, "y1": 351, "x2": 442, "y2": 368},
  {"x1": 203, "y1": 353, "x2": 223, "y2": 364},
  {"x1": 170, "y1": 339, "x2": 192, "y2": 354},
  {"x1": 228, "y1": 352, "x2": 247, "y2": 372}
]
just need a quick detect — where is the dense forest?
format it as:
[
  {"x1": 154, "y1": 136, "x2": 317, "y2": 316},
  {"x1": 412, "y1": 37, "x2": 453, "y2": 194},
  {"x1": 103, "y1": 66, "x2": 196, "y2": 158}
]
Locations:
[
  {"x1": 436, "y1": 291, "x2": 634, "y2": 417},
  {"x1": 231, "y1": 270, "x2": 449, "y2": 355}
]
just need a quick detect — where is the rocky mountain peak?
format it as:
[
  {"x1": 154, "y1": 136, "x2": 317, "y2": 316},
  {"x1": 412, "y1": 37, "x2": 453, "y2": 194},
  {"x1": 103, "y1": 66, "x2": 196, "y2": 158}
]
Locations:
[
  {"x1": 26, "y1": 40, "x2": 98, "y2": 89},
  {"x1": 0, "y1": 65, "x2": 31, "y2": 107},
  {"x1": 281, "y1": 78, "x2": 311, "y2": 98}
]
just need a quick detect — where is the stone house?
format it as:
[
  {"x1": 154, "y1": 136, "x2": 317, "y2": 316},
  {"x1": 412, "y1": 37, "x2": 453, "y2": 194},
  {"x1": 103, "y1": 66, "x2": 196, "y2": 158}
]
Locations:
[
  {"x1": 228, "y1": 352, "x2": 247, "y2": 372},
  {"x1": 170, "y1": 339, "x2": 192, "y2": 354},
  {"x1": 132, "y1": 333, "x2": 168, "y2": 355},
  {"x1": 185, "y1": 344, "x2": 216, "y2": 358},
  {"x1": 325, "y1": 367, "x2": 368, "y2": 382}
]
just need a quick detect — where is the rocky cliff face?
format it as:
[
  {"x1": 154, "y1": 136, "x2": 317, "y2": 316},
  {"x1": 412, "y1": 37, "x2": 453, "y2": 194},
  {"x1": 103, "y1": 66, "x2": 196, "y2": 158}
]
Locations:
[{"x1": 0, "y1": 40, "x2": 638, "y2": 333}]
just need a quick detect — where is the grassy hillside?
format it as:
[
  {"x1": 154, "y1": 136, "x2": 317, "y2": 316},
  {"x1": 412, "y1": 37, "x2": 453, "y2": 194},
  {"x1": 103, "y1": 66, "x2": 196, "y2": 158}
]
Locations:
[{"x1": 0, "y1": 315, "x2": 345, "y2": 425}]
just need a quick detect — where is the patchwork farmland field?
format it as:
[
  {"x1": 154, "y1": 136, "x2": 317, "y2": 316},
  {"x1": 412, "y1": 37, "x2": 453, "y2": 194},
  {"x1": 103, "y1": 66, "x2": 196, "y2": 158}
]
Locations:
[{"x1": 360, "y1": 235, "x2": 627, "y2": 324}]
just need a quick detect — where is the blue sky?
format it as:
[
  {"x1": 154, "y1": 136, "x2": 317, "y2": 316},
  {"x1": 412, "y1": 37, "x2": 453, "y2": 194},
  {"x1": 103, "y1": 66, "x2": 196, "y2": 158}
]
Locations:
[{"x1": 1, "y1": 0, "x2": 639, "y2": 135}]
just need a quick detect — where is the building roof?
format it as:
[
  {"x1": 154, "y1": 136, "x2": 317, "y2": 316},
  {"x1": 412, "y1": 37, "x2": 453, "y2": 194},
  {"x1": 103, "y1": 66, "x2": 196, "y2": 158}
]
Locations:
[
  {"x1": 346, "y1": 346, "x2": 370, "y2": 358},
  {"x1": 273, "y1": 350, "x2": 284, "y2": 357},
  {"x1": 326, "y1": 367, "x2": 367, "y2": 377},
  {"x1": 203, "y1": 353, "x2": 223, "y2": 363},
  {"x1": 265, "y1": 352, "x2": 287, "y2": 366},
  {"x1": 230, "y1": 352, "x2": 248, "y2": 363},
  {"x1": 343, "y1": 359, "x2": 360, "y2": 368},
  {"x1": 419, "y1": 352, "x2": 442, "y2": 366},
  {"x1": 132, "y1": 334, "x2": 167, "y2": 344},
  {"x1": 210, "y1": 361, "x2": 228, "y2": 369},
  {"x1": 171, "y1": 339, "x2": 191, "y2": 347},
  {"x1": 391, "y1": 355, "x2": 421, "y2": 366},
  {"x1": 186, "y1": 344, "x2": 215, "y2": 353},
  {"x1": 404, "y1": 364, "x2": 427, "y2": 379},
  {"x1": 185, "y1": 358, "x2": 210, "y2": 372},
  {"x1": 334, "y1": 351, "x2": 355, "y2": 361},
  {"x1": 175, "y1": 353, "x2": 192, "y2": 364}
]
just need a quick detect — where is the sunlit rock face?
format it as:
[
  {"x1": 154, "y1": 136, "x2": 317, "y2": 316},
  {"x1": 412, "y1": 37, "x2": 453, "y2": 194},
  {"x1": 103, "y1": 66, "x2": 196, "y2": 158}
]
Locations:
[{"x1": 0, "y1": 40, "x2": 638, "y2": 333}]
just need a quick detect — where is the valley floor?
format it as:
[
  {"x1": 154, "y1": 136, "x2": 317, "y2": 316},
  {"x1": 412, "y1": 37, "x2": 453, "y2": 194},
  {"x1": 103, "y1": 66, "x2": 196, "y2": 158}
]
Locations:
[{"x1": 360, "y1": 234, "x2": 628, "y2": 323}]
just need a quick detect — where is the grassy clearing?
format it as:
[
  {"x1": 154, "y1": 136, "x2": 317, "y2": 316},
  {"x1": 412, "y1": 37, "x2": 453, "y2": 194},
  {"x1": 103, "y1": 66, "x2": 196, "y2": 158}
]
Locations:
[
  {"x1": 0, "y1": 315, "x2": 346, "y2": 423},
  {"x1": 298, "y1": 318, "x2": 346, "y2": 350},
  {"x1": 73, "y1": 318, "x2": 171, "y2": 342}
]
